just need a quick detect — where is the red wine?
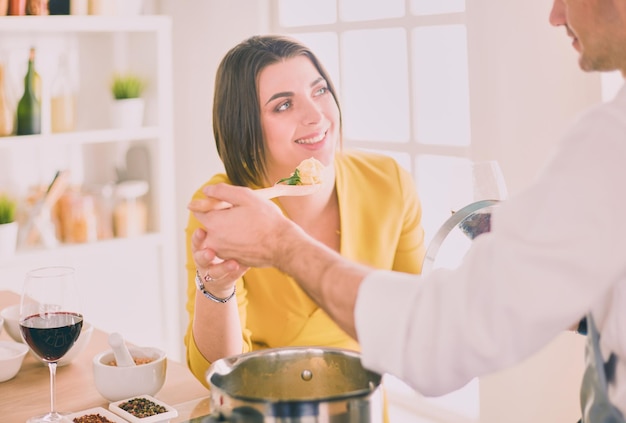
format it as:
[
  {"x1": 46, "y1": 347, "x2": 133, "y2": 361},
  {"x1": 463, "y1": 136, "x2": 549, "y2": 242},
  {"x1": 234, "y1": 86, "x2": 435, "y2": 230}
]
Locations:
[
  {"x1": 20, "y1": 312, "x2": 83, "y2": 362},
  {"x1": 459, "y1": 212, "x2": 492, "y2": 240}
]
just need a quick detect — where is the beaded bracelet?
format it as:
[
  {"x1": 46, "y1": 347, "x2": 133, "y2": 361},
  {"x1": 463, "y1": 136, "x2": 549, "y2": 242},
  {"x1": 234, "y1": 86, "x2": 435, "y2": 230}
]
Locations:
[{"x1": 195, "y1": 270, "x2": 236, "y2": 304}]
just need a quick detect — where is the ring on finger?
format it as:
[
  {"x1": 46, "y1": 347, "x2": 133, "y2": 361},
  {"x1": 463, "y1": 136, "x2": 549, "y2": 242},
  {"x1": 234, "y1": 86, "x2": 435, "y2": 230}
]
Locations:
[{"x1": 204, "y1": 270, "x2": 222, "y2": 283}]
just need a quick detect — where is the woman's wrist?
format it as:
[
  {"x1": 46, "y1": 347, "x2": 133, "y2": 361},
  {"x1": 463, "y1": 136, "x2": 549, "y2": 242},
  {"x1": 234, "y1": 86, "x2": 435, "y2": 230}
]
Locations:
[{"x1": 195, "y1": 270, "x2": 236, "y2": 303}]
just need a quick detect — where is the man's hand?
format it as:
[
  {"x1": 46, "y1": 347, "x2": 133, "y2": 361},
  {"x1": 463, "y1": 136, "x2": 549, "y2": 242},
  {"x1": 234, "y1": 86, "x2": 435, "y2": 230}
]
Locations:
[{"x1": 189, "y1": 183, "x2": 303, "y2": 269}]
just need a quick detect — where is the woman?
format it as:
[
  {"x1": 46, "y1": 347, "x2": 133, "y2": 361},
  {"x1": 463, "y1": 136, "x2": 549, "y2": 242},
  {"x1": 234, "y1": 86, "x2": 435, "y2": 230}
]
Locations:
[{"x1": 185, "y1": 35, "x2": 426, "y2": 386}]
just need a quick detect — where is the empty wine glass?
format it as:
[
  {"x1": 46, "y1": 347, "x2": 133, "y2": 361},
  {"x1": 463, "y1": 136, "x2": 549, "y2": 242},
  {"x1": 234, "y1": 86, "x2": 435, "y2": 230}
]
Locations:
[{"x1": 19, "y1": 266, "x2": 83, "y2": 423}]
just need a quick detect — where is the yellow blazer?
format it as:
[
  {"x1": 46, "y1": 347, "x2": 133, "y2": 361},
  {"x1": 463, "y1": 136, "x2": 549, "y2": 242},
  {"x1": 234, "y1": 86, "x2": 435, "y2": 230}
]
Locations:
[{"x1": 184, "y1": 150, "x2": 426, "y2": 387}]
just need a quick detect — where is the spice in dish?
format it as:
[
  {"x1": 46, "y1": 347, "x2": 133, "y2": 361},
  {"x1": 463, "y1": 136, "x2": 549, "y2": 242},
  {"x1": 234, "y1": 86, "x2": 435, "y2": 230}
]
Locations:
[
  {"x1": 72, "y1": 414, "x2": 116, "y2": 423},
  {"x1": 107, "y1": 356, "x2": 154, "y2": 366},
  {"x1": 118, "y1": 397, "x2": 168, "y2": 418},
  {"x1": 277, "y1": 157, "x2": 324, "y2": 185}
]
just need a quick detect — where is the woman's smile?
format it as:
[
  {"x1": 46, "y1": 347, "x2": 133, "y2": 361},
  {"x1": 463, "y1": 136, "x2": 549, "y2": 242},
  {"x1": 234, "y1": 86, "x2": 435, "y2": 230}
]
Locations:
[{"x1": 295, "y1": 129, "x2": 328, "y2": 145}]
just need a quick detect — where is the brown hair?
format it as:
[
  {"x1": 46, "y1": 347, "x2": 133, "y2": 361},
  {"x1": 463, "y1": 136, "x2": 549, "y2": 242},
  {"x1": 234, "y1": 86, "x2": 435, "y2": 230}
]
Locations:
[{"x1": 213, "y1": 35, "x2": 342, "y2": 187}]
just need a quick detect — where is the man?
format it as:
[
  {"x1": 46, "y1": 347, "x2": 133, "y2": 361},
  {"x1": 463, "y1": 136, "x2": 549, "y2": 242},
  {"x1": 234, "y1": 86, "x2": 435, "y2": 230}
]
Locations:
[{"x1": 191, "y1": 0, "x2": 626, "y2": 417}]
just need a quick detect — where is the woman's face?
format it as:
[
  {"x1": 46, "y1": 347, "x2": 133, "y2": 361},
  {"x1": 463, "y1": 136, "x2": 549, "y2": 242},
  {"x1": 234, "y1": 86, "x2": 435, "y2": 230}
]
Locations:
[{"x1": 257, "y1": 55, "x2": 340, "y2": 185}]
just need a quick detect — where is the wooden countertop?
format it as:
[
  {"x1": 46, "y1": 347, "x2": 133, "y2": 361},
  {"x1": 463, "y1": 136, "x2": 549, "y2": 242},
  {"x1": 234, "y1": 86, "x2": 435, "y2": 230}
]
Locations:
[{"x1": 0, "y1": 290, "x2": 211, "y2": 422}]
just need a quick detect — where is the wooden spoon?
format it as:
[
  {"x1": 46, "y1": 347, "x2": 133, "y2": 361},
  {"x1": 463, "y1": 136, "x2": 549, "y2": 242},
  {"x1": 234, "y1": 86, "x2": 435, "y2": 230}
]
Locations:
[{"x1": 188, "y1": 183, "x2": 322, "y2": 213}]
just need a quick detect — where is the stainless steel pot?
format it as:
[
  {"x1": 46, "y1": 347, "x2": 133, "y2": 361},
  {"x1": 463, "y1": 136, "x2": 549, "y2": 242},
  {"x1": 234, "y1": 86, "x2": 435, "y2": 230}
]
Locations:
[{"x1": 206, "y1": 346, "x2": 383, "y2": 422}]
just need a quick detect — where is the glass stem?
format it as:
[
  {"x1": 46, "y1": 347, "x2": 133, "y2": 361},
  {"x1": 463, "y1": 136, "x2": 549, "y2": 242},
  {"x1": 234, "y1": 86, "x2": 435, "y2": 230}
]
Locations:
[{"x1": 48, "y1": 362, "x2": 57, "y2": 414}]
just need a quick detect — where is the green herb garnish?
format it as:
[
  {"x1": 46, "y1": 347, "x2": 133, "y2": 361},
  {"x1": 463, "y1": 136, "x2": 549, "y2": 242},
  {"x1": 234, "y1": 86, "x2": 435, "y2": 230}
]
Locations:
[{"x1": 276, "y1": 168, "x2": 302, "y2": 185}]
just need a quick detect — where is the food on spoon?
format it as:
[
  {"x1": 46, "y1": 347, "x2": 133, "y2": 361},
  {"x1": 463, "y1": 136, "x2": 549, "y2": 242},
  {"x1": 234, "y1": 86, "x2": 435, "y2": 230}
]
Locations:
[
  {"x1": 276, "y1": 157, "x2": 324, "y2": 185},
  {"x1": 187, "y1": 158, "x2": 325, "y2": 213}
]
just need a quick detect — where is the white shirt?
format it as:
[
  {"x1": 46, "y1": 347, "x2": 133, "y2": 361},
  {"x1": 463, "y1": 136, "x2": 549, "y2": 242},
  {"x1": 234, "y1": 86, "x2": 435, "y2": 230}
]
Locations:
[{"x1": 355, "y1": 82, "x2": 626, "y2": 416}]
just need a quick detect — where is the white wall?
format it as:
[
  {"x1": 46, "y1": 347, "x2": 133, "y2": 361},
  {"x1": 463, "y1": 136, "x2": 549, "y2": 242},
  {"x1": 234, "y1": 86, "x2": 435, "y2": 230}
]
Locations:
[
  {"x1": 468, "y1": 2, "x2": 597, "y2": 422},
  {"x1": 162, "y1": 1, "x2": 602, "y2": 421},
  {"x1": 468, "y1": 0, "x2": 601, "y2": 193},
  {"x1": 155, "y1": 0, "x2": 269, "y2": 360}
]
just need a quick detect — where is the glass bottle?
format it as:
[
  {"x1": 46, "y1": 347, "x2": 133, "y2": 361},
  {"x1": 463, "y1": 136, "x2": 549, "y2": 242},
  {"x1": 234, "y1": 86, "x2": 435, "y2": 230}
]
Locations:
[
  {"x1": 51, "y1": 53, "x2": 76, "y2": 133},
  {"x1": 16, "y1": 47, "x2": 41, "y2": 136},
  {"x1": 25, "y1": 0, "x2": 47, "y2": 15},
  {"x1": 8, "y1": 0, "x2": 26, "y2": 15},
  {"x1": 0, "y1": 63, "x2": 14, "y2": 137}
]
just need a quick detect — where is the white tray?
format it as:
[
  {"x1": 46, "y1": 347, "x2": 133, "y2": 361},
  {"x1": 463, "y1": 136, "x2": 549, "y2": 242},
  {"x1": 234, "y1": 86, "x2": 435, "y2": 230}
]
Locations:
[
  {"x1": 62, "y1": 406, "x2": 129, "y2": 422},
  {"x1": 109, "y1": 395, "x2": 178, "y2": 423}
]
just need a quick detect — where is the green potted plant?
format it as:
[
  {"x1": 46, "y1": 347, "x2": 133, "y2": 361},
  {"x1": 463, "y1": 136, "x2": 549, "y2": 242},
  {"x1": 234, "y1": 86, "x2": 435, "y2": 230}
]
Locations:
[
  {"x1": 110, "y1": 73, "x2": 146, "y2": 129},
  {"x1": 111, "y1": 73, "x2": 145, "y2": 100},
  {"x1": 0, "y1": 193, "x2": 18, "y2": 259}
]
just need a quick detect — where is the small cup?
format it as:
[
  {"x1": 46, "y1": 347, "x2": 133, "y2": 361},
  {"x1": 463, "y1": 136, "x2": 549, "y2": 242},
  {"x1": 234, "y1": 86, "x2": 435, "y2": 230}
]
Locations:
[{"x1": 93, "y1": 346, "x2": 167, "y2": 402}]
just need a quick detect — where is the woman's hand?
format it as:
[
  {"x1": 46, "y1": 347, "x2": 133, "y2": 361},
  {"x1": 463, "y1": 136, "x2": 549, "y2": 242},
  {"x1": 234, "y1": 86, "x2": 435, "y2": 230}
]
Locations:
[
  {"x1": 191, "y1": 227, "x2": 248, "y2": 298},
  {"x1": 189, "y1": 221, "x2": 247, "y2": 363}
]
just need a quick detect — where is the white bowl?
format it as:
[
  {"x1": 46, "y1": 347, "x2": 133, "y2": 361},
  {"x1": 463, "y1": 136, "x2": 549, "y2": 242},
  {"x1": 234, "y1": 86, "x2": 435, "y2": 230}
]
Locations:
[
  {"x1": 1, "y1": 304, "x2": 22, "y2": 343},
  {"x1": 93, "y1": 346, "x2": 167, "y2": 402},
  {"x1": 0, "y1": 340, "x2": 29, "y2": 382},
  {"x1": 31, "y1": 321, "x2": 94, "y2": 367},
  {"x1": 0, "y1": 315, "x2": 4, "y2": 336}
]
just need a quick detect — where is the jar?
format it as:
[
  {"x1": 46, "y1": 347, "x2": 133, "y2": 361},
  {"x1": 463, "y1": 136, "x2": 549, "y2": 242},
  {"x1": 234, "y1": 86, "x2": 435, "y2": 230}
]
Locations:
[
  {"x1": 58, "y1": 189, "x2": 98, "y2": 243},
  {"x1": 113, "y1": 180, "x2": 148, "y2": 238},
  {"x1": 84, "y1": 183, "x2": 114, "y2": 240},
  {"x1": 8, "y1": 0, "x2": 26, "y2": 15},
  {"x1": 70, "y1": 0, "x2": 87, "y2": 14},
  {"x1": 0, "y1": 64, "x2": 14, "y2": 137},
  {"x1": 0, "y1": 0, "x2": 8, "y2": 17},
  {"x1": 50, "y1": 53, "x2": 76, "y2": 133},
  {"x1": 88, "y1": 0, "x2": 114, "y2": 15},
  {"x1": 25, "y1": 0, "x2": 47, "y2": 15}
]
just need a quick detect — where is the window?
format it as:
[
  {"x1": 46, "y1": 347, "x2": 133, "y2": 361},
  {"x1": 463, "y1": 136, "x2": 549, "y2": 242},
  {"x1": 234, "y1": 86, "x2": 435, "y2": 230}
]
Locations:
[
  {"x1": 270, "y1": 1, "x2": 480, "y2": 419},
  {"x1": 271, "y1": 0, "x2": 475, "y2": 243}
]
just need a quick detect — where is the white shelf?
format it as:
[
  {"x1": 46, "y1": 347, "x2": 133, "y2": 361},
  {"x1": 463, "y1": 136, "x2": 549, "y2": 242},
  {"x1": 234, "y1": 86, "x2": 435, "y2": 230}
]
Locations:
[
  {"x1": 0, "y1": 15, "x2": 171, "y2": 33},
  {"x1": 3, "y1": 233, "x2": 163, "y2": 266},
  {"x1": 0, "y1": 126, "x2": 161, "y2": 148},
  {"x1": 0, "y1": 16, "x2": 180, "y2": 360}
]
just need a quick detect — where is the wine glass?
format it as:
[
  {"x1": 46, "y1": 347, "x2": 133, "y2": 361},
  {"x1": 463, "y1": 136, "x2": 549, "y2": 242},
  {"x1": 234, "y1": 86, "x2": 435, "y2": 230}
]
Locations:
[
  {"x1": 19, "y1": 266, "x2": 83, "y2": 423},
  {"x1": 424, "y1": 160, "x2": 508, "y2": 272},
  {"x1": 448, "y1": 160, "x2": 508, "y2": 213},
  {"x1": 448, "y1": 160, "x2": 507, "y2": 240}
]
